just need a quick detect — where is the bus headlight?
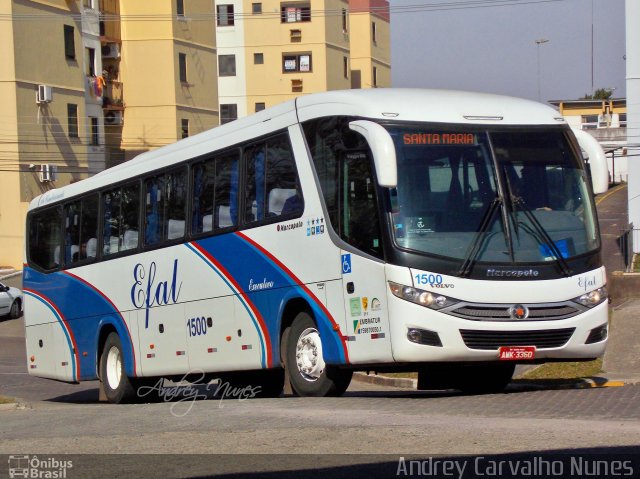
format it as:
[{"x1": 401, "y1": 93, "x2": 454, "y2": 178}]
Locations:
[
  {"x1": 388, "y1": 282, "x2": 458, "y2": 310},
  {"x1": 574, "y1": 286, "x2": 608, "y2": 308}
]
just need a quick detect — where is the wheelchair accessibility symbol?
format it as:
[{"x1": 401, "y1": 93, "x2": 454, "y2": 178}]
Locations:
[{"x1": 341, "y1": 254, "x2": 352, "y2": 274}]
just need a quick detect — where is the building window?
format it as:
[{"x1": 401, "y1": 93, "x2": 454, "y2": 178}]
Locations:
[
  {"x1": 181, "y1": 119, "x2": 189, "y2": 139},
  {"x1": 252, "y1": 2, "x2": 262, "y2": 14},
  {"x1": 254, "y1": 53, "x2": 264, "y2": 64},
  {"x1": 290, "y1": 29, "x2": 302, "y2": 42},
  {"x1": 67, "y1": 104, "x2": 78, "y2": 138},
  {"x1": 372, "y1": 66, "x2": 378, "y2": 87},
  {"x1": 220, "y1": 104, "x2": 238, "y2": 124},
  {"x1": 85, "y1": 47, "x2": 96, "y2": 76},
  {"x1": 217, "y1": 4, "x2": 234, "y2": 26},
  {"x1": 179, "y1": 53, "x2": 187, "y2": 82},
  {"x1": 90, "y1": 116, "x2": 99, "y2": 145},
  {"x1": 255, "y1": 102, "x2": 266, "y2": 112},
  {"x1": 342, "y1": 8, "x2": 348, "y2": 32},
  {"x1": 177, "y1": 0, "x2": 184, "y2": 16},
  {"x1": 372, "y1": 22, "x2": 377, "y2": 44},
  {"x1": 283, "y1": 53, "x2": 311, "y2": 73},
  {"x1": 291, "y1": 79, "x2": 303, "y2": 92},
  {"x1": 281, "y1": 4, "x2": 311, "y2": 23},
  {"x1": 218, "y1": 55, "x2": 236, "y2": 77},
  {"x1": 64, "y1": 25, "x2": 75, "y2": 59}
]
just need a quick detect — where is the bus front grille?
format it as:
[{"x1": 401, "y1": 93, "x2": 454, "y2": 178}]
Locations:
[
  {"x1": 447, "y1": 303, "x2": 582, "y2": 321},
  {"x1": 459, "y1": 328, "x2": 576, "y2": 350}
]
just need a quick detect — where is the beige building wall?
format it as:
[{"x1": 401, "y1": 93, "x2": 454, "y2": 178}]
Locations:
[
  {"x1": 118, "y1": 0, "x2": 218, "y2": 160},
  {"x1": 1, "y1": 0, "x2": 90, "y2": 269},
  {"x1": 348, "y1": 0, "x2": 390, "y2": 89},
  {"x1": 243, "y1": 0, "x2": 351, "y2": 112}
]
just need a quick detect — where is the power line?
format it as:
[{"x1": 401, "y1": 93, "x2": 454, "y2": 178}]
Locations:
[{"x1": 0, "y1": 0, "x2": 572, "y2": 22}]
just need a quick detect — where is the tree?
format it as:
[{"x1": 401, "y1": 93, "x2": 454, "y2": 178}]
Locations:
[{"x1": 583, "y1": 88, "x2": 614, "y2": 100}]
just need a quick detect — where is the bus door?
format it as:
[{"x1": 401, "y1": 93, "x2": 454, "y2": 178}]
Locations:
[{"x1": 340, "y1": 151, "x2": 393, "y2": 364}]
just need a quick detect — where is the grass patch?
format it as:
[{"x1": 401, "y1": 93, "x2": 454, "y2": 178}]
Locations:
[
  {"x1": 520, "y1": 358, "x2": 603, "y2": 380},
  {"x1": 0, "y1": 395, "x2": 15, "y2": 404}
]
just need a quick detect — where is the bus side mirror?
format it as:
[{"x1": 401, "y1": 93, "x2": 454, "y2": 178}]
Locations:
[{"x1": 349, "y1": 120, "x2": 397, "y2": 188}]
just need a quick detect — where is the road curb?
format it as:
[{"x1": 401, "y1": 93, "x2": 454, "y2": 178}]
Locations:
[
  {"x1": 353, "y1": 372, "x2": 628, "y2": 391},
  {"x1": 0, "y1": 402, "x2": 17, "y2": 411},
  {"x1": 353, "y1": 372, "x2": 416, "y2": 389}
]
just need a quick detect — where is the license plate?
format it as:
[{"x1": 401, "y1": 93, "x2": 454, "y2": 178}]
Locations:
[{"x1": 498, "y1": 346, "x2": 535, "y2": 360}]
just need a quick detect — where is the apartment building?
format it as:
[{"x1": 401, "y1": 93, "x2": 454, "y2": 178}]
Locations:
[
  {"x1": 550, "y1": 98, "x2": 628, "y2": 183},
  {"x1": 215, "y1": 0, "x2": 391, "y2": 121},
  {"x1": 0, "y1": 0, "x2": 218, "y2": 269}
]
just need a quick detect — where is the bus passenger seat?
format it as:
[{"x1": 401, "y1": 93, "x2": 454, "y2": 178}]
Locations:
[
  {"x1": 217, "y1": 206, "x2": 232, "y2": 227},
  {"x1": 268, "y1": 188, "x2": 295, "y2": 216},
  {"x1": 123, "y1": 230, "x2": 138, "y2": 250},
  {"x1": 168, "y1": 219, "x2": 185, "y2": 239},
  {"x1": 86, "y1": 238, "x2": 97, "y2": 258}
]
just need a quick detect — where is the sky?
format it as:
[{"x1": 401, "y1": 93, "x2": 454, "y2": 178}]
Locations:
[{"x1": 389, "y1": 0, "x2": 627, "y2": 102}]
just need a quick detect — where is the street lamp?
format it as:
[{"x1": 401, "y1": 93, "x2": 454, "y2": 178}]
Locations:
[{"x1": 535, "y1": 38, "x2": 550, "y2": 102}]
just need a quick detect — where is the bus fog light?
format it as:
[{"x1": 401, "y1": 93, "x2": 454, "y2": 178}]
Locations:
[{"x1": 407, "y1": 328, "x2": 422, "y2": 343}]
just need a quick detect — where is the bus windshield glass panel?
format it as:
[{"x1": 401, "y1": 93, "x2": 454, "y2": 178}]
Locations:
[{"x1": 387, "y1": 125, "x2": 599, "y2": 264}]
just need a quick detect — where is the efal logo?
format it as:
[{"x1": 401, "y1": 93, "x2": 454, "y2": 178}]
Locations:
[{"x1": 131, "y1": 259, "x2": 182, "y2": 328}]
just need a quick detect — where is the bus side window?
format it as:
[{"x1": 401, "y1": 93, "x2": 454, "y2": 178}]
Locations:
[
  {"x1": 243, "y1": 133, "x2": 301, "y2": 225},
  {"x1": 191, "y1": 149, "x2": 239, "y2": 234},
  {"x1": 266, "y1": 135, "x2": 302, "y2": 216},
  {"x1": 28, "y1": 207, "x2": 62, "y2": 271},
  {"x1": 63, "y1": 200, "x2": 81, "y2": 265}
]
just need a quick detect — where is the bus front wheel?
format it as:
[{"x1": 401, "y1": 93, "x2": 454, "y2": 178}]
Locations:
[
  {"x1": 285, "y1": 312, "x2": 352, "y2": 397},
  {"x1": 100, "y1": 332, "x2": 136, "y2": 404}
]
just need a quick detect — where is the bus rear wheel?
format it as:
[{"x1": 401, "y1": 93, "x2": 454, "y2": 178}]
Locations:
[
  {"x1": 285, "y1": 312, "x2": 352, "y2": 397},
  {"x1": 100, "y1": 332, "x2": 136, "y2": 404}
]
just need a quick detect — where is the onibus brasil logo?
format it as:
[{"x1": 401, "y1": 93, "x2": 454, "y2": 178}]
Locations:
[{"x1": 8, "y1": 455, "x2": 73, "y2": 478}]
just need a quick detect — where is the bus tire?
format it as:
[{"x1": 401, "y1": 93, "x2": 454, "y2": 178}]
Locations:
[
  {"x1": 455, "y1": 363, "x2": 515, "y2": 394},
  {"x1": 285, "y1": 312, "x2": 352, "y2": 397},
  {"x1": 100, "y1": 332, "x2": 136, "y2": 404}
]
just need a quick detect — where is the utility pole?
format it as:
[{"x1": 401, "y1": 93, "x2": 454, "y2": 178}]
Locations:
[{"x1": 535, "y1": 39, "x2": 549, "y2": 102}]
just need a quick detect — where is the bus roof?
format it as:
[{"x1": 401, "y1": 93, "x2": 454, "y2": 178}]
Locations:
[{"x1": 30, "y1": 88, "x2": 566, "y2": 209}]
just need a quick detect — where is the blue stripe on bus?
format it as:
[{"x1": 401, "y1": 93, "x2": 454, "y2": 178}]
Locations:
[{"x1": 185, "y1": 242, "x2": 268, "y2": 368}]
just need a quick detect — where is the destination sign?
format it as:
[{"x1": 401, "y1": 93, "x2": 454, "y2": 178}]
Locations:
[{"x1": 403, "y1": 133, "x2": 476, "y2": 146}]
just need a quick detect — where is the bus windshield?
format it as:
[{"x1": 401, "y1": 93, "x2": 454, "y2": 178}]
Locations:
[{"x1": 387, "y1": 125, "x2": 599, "y2": 265}]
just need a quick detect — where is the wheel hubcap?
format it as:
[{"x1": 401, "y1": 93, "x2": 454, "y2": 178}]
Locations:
[
  {"x1": 295, "y1": 327, "x2": 325, "y2": 382},
  {"x1": 106, "y1": 346, "x2": 122, "y2": 390}
]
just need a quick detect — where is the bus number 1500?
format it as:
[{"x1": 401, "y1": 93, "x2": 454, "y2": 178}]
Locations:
[{"x1": 187, "y1": 316, "x2": 208, "y2": 337}]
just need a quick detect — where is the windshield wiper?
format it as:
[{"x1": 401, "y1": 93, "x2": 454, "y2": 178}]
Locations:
[
  {"x1": 457, "y1": 196, "x2": 502, "y2": 278},
  {"x1": 505, "y1": 186, "x2": 573, "y2": 278}
]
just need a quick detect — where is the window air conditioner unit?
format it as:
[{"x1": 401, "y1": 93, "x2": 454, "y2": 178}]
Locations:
[
  {"x1": 104, "y1": 110, "x2": 123, "y2": 125},
  {"x1": 39, "y1": 164, "x2": 58, "y2": 183},
  {"x1": 36, "y1": 85, "x2": 53, "y2": 104},
  {"x1": 101, "y1": 43, "x2": 120, "y2": 59},
  {"x1": 597, "y1": 114, "x2": 611, "y2": 128}
]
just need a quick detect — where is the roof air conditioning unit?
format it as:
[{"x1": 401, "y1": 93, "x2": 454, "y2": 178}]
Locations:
[
  {"x1": 101, "y1": 43, "x2": 120, "y2": 59},
  {"x1": 39, "y1": 164, "x2": 58, "y2": 183},
  {"x1": 36, "y1": 85, "x2": 53, "y2": 104},
  {"x1": 104, "y1": 110, "x2": 123, "y2": 125}
]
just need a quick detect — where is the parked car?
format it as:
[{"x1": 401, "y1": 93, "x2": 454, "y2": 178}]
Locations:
[{"x1": 0, "y1": 282, "x2": 23, "y2": 319}]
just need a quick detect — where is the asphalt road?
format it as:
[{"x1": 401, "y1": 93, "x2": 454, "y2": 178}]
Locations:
[{"x1": 1, "y1": 316, "x2": 640, "y2": 478}]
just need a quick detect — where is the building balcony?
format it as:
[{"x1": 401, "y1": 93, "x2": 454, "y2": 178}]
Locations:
[{"x1": 102, "y1": 81, "x2": 124, "y2": 110}]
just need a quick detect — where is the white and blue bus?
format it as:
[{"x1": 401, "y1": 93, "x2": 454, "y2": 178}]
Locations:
[{"x1": 24, "y1": 89, "x2": 608, "y2": 403}]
